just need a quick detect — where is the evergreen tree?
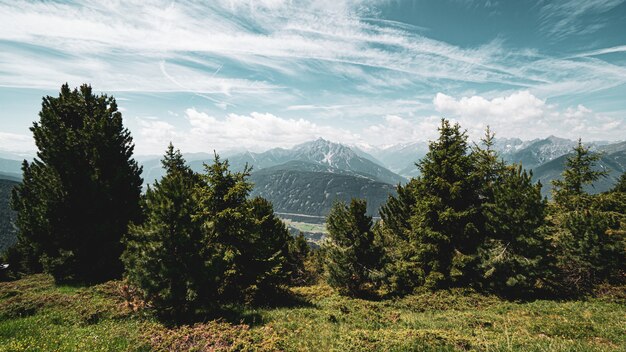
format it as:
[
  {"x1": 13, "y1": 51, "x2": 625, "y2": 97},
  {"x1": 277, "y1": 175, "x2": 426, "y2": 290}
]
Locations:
[
  {"x1": 379, "y1": 179, "x2": 423, "y2": 294},
  {"x1": 552, "y1": 139, "x2": 606, "y2": 208},
  {"x1": 410, "y1": 119, "x2": 482, "y2": 289},
  {"x1": 324, "y1": 199, "x2": 383, "y2": 296},
  {"x1": 194, "y1": 154, "x2": 252, "y2": 301},
  {"x1": 194, "y1": 155, "x2": 291, "y2": 303},
  {"x1": 122, "y1": 144, "x2": 206, "y2": 320},
  {"x1": 550, "y1": 140, "x2": 625, "y2": 293},
  {"x1": 472, "y1": 128, "x2": 555, "y2": 297},
  {"x1": 242, "y1": 196, "x2": 292, "y2": 301},
  {"x1": 478, "y1": 165, "x2": 555, "y2": 297},
  {"x1": 11, "y1": 84, "x2": 142, "y2": 283},
  {"x1": 287, "y1": 233, "x2": 311, "y2": 285}
]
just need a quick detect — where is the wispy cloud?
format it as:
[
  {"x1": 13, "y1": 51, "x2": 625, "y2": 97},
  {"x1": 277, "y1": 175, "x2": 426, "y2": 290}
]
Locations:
[
  {"x1": 0, "y1": 1, "x2": 624, "y2": 153},
  {"x1": 1, "y1": 0, "x2": 623, "y2": 98},
  {"x1": 538, "y1": 0, "x2": 625, "y2": 39}
]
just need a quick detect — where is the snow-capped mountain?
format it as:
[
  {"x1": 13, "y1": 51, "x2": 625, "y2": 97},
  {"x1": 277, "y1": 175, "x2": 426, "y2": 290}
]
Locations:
[
  {"x1": 219, "y1": 138, "x2": 406, "y2": 185},
  {"x1": 500, "y1": 136, "x2": 580, "y2": 169}
]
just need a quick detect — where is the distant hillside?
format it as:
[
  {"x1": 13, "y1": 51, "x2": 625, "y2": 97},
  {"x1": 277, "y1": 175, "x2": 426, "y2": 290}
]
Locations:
[
  {"x1": 0, "y1": 158, "x2": 23, "y2": 182},
  {"x1": 502, "y1": 136, "x2": 579, "y2": 169},
  {"x1": 250, "y1": 161, "x2": 396, "y2": 217},
  {"x1": 0, "y1": 178, "x2": 18, "y2": 253},
  {"x1": 357, "y1": 142, "x2": 428, "y2": 179},
  {"x1": 533, "y1": 142, "x2": 626, "y2": 196},
  {"x1": 224, "y1": 138, "x2": 406, "y2": 185}
]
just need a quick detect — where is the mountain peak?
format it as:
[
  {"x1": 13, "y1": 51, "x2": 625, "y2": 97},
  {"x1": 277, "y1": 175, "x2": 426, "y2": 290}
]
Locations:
[{"x1": 545, "y1": 135, "x2": 571, "y2": 144}]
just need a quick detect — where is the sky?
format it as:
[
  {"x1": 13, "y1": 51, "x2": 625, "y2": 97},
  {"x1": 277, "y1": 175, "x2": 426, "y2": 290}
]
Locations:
[{"x1": 0, "y1": 0, "x2": 625, "y2": 155}]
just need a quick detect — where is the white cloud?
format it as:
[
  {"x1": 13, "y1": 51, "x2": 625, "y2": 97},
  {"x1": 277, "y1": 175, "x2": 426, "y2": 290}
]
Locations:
[
  {"x1": 434, "y1": 91, "x2": 546, "y2": 122},
  {"x1": 539, "y1": 0, "x2": 625, "y2": 39},
  {"x1": 1, "y1": 0, "x2": 623, "y2": 99},
  {"x1": 433, "y1": 91, "x2": 626, "y2": 141},
  {"x1": 0, "y1": 132, "x2": 34, "y2": 152},
  {"x1": 134, "y1": 108, "x2": 362, "y2": 154}
]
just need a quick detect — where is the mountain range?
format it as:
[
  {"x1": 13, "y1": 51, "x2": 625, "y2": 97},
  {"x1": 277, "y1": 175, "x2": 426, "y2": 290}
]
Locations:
[{"x1": 1, "y1": 136, "x2": 625, "y2": 227}]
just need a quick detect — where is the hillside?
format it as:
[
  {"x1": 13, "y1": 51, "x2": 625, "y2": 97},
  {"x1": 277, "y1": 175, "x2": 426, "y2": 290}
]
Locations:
[
  {"x1": 533, "y1": 146, "x2": 626, "y2": 196},
  {"x1": 250, "y1": 161, "x2": 396, "y2": 216},
  {"x1": 0, "y1": 178, "x2": 18, "y2": 253},
  {"x1": 0, "y1": 158, "x2": 23, "y2": 182},
  {"x1": 222, "y1": 138, "x2": 406, "y2": 185},
  {"x1": 1, "y1": 274, "x2": 625, "y2": 351},
  {"x1": 502, "y1": 136, "x2": 579, "y2": 169}
]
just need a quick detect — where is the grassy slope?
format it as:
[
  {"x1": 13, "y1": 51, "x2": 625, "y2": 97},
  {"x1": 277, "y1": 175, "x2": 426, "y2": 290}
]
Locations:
[{"x1": 1, "y1": 275, "x2": 625, "y2": 352}]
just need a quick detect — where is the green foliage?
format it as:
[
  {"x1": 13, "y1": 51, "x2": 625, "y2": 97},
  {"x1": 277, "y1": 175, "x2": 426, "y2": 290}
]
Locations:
[
  {"x1": 194, "y1": 155, "x2": 290, "y2": 304},
  {"x1": 10, "y1": 84, "x2": 142, "y2": 283},
  {"x1": 552, "y1": 139, "x2": 607, "y2": 208},
  {"x1": 478, "y1": 165, "x2": 555, "y2": 297},
  {"x1": 380, "y1": 119, "x2": 483, "y2": 292},
  {"x1": 551, "y1": 194, "x2": 626, "y2": 293},
  {"x1": 550, "y1": 142, "x2": 626, "y2": 294},
  {"x1": 324, "y1": 199, "x2": 383, "y2": 296},
  {"x1": 123, "y1": 147, "x2": 291, "y2": 320},
  {"x1": 411, "y1": 119, "x2": 483, "y2": 289},
  {"x1": 287, "y1": 233, "x2": 311, "y2": 285},
  {"x1": 0, "y1": 179, "x2": 18, "y2": 255},
  {"x1": 122, "y1": 144, "x2": 207, "y2": 320}
]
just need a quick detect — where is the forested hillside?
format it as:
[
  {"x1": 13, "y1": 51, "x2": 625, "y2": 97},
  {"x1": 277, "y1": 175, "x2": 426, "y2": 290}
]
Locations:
[{"x1": 250, "y1": 161, "x2": 395, "y2": 216}]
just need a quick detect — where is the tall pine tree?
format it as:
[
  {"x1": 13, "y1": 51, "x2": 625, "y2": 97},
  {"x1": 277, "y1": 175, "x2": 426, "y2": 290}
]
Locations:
[
  {"x1": 324, "y1": 199, "x2": 383, "y2": 296},
  {"x1": 122, "y1": 144, "x2": 206, "y2": 320},
  {"x1": 11, "y1": 84, "x2": 142, "y2": 283},
  {"x1": 410, "y1": 119, "x2": 482, "y2": 289},
  {"x1": 473, "y1": 129, "x2": 555, "y2": 297},
  {"x1": 550, "y1": 140, "x2": 625, "y2": 293}
]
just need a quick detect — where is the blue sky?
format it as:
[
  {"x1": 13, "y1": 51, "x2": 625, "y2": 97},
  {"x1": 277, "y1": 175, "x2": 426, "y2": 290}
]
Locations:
[{"x1": 0, "y1": 0, "x2": 625, "y2": 155}]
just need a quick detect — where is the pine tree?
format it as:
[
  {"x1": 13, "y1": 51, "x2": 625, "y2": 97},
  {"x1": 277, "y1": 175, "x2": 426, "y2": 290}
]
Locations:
[
  {"x1": 194, "y1": 154, "x2": 252, "y2": 301},
  {"x1": 379, "y1": 179, "x2": 423, "y2": 294},
  {"x1": 11, "y1": 84, "x2": 142, "y2": 283},
  {"x1": 194, "y1": 155, "x2": 291, "y2": 303},
  {"x1": 242, "y1": 196, "x2": 292, "y2": 301},
  {"x1": 410, "y1": 119, "x2": 482, "y2": 289},
  {"x1": 287, "y1": 233, "x2": 311, "y2": 285},
  {"x1": 550, "y1": 140, "x2": 625, "y2": 293},
  {"x1": 122, "y1": 144, "x2": 207, "y2": 320},
  {"x1": 324, "y1": 199, "x2": 383, "y2": 296},
  {"x1": 471, "y1": 128, "x2": 555, "y2": 297},
  {"x1": 478, "y1": 165, "x2": 555, "y2": 297},
  {"x1": 552, "y1": 139, "x2": 606, "y2": 209}
]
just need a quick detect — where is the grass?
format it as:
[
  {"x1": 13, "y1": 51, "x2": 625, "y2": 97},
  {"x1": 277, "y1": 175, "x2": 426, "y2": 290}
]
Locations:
[
  {"x1": 1, "y1": 275, "x2": 625, "y2": 351},
  {"x1": 282, "y1": 220, "x2": 327, "y2": 235}
]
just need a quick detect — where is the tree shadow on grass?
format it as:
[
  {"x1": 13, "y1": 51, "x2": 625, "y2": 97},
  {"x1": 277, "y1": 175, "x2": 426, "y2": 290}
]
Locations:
[{"x1": 159, "y1": 288, "x2": 317, "y2": 327}]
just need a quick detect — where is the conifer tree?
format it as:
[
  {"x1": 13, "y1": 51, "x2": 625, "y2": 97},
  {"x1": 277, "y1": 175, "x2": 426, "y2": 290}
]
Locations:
[
  {"x1": 194, "y1": 154, "x2": 253, "y2": 301},
  {"x1": 379, "y1": 179, "x2": 423, "y2": 294},
  {"x1": 410, "y1": 119, "x2": 482, "y2": 289},
  {"x1": 478, "y1": 165, "x2": 555, "y2": 297},
  {"x1": 11, "y1": 84, "x2": 142, "y2": 283},
  {"x1": 550, "y1": 140, "x2": 625, "y2": 292},
  {"x1": 287, "y1": 233, "x2": 311, "y2": 285},
  {"x1": 122, "y1": 144, "x2": 206, "y2": 320},
  {"x1": 324, "y1": 199, "x2": 383, "y2": 296},
  {"x1": 194, "y1": 155, "x2": 291, "y2": 303},
  {"x1": 242, "y1": 196, "x2": 292, "y2": 300},
  {"x1": 552, "y1": 139, "x2": 606, "y2": 209},
  {"x1": 472, "y1": 128, "x2": 555, "y2": 297}
]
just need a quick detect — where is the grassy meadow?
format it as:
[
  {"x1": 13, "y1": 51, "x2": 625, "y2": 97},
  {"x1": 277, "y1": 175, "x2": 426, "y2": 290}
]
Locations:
[{"x1": 1, "y1": 275, "x2": 625, "y2": 352}]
